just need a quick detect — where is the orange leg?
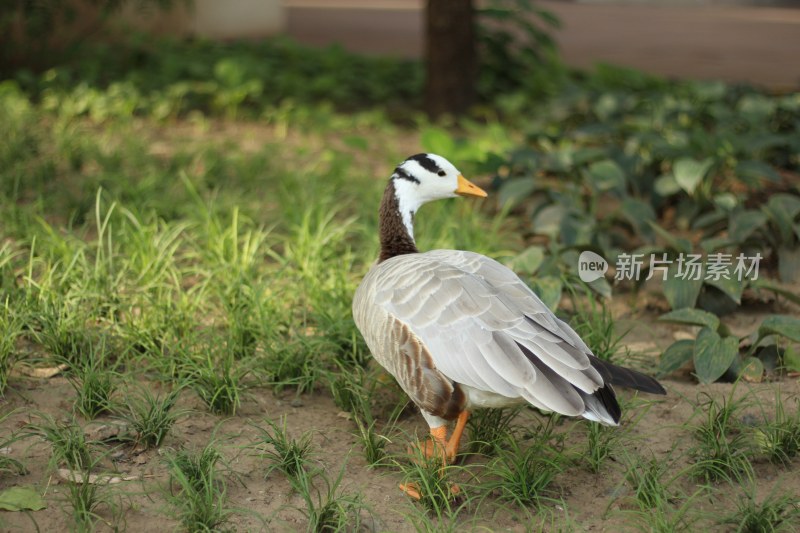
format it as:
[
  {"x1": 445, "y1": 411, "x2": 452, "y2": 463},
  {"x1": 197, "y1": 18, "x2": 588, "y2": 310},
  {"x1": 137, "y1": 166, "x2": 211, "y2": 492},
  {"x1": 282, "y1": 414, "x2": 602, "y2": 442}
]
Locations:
[
  {"x1": 400, "y1": 411, "x2": 470, "y2": 500},
  {"x1": 445, "y1": 410, "x2": 469, "y2": 461}
]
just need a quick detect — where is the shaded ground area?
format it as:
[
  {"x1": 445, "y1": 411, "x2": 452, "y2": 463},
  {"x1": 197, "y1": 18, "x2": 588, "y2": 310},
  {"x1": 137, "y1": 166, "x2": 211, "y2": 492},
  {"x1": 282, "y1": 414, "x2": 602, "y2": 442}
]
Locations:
[{"x1": 286, "y1": 0, "x2": 800, "y2": 89}]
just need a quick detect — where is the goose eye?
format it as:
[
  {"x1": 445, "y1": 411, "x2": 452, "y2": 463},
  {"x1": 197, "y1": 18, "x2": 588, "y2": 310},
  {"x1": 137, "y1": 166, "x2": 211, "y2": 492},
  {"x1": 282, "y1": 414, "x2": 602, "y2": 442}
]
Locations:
[{"x1": 437, "y1": 170, "x2": 446, "y2": 177}]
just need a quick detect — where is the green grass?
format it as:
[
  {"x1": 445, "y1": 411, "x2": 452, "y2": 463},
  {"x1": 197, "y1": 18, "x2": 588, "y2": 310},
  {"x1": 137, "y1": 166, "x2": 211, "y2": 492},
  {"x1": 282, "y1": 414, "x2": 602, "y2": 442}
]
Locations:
[
  {"x1": 479, "y1": 436, "x2": 563, "y2": 508},
  {"x1": 690, "y1": 392, "x2": 755, "y2": 483},
  {"x1": 27, "y1": 414, "x2": 93, "y2": 471},
  {"x1": 466, "y1": 407, "x2": 523, "y2": 456},
  {"x1": 723, "y1": 484, "x2": 800, "y2": 533},
  {"x1": 66, "y1": 339, "x2": 118, "y2": 420},
  {"x1": 165, "y1": 442, "x2": 236, "y2": 532},
  {"x1": 118, "y1": 385, "x2": 184, "y2": 449},
  {"x1": 289, "y1": 466, "x2": 367, "y2": 532},
  {"x1": 0, "y1": 298, "x2": 23, "y2": 395},
  {"x1": 754, "y1": 392, "x2": 800, "y2": 466},
  {"x1": 250, "y1": 417, "x2": 315, "y2": 483}
]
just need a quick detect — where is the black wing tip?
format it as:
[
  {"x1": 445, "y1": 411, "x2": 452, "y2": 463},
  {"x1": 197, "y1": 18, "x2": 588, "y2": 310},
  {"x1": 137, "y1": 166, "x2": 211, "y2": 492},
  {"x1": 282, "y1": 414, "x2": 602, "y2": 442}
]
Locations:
[
  {"x1": 590, "y1": 355, "x2": 667, "y2": 396},
  {"x1": 595, "y1": 384, "x2": 622, "y2": 424}
]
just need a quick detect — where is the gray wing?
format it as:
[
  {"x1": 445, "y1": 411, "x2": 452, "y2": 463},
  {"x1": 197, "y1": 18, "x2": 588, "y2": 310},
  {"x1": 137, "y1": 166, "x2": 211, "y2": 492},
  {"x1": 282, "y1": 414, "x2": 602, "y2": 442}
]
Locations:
[{"x1": 369, "y1": 250, "x2": 605, "y2": 417}]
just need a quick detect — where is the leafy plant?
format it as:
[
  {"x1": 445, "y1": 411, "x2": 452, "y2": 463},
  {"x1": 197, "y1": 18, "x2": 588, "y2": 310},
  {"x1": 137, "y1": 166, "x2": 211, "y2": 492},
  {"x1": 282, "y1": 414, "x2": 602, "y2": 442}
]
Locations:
[
  {"x1": 477, "y1": 0, "x2": 565, "y2": 100},
  {"x1": 658, "y1": 309, "x2": 800, "y2": 383}
]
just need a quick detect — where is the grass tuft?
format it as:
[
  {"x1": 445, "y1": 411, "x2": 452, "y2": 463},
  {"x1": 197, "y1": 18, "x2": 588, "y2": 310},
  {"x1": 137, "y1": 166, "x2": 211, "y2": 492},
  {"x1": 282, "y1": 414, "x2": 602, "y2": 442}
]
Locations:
[
  {"x1": 118, "y1": 386, "x2": 185, "y2": 449},
  {"x1": 250, "y1": 417, "x2": 315, "y2": 482},
  {"x1": 466, "y1": 407, "x2": 522, "y2": 456},
  {"x1": 690, "y1": 392, "x2": 754, "y2": 483},
  {"x1": 754, "y1": 392, "x2": 800, "y2": 466},
  {"x1": 479, "y1": 436, "x2": 562, "y2": 508},
  {"x1": 723, "y1": 486, "x2": 800, "y2": 533},
  {"x1": 165, "y1": 442, "x2": 234, "y2": 532},
  {"x1": 66, "y1": 339, "x2": 118, "y2": 420}
]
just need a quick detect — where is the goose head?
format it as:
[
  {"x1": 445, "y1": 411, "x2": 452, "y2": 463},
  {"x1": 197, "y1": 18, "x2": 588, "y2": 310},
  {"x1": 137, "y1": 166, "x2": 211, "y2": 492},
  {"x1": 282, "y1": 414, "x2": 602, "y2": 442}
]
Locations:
[
  {"x1": 379, "y1": 153, "x2": 487, "y2": 262},
  {"x1": 392, "y1": 153, "x2": 487, "y2": 212}
]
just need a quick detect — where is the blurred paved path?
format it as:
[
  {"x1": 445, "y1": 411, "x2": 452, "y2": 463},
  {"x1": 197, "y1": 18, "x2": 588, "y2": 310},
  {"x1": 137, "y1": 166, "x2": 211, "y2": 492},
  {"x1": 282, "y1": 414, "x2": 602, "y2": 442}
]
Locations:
[{"x1": 286, "y1": 0, "x2": 800, "y2": 89}]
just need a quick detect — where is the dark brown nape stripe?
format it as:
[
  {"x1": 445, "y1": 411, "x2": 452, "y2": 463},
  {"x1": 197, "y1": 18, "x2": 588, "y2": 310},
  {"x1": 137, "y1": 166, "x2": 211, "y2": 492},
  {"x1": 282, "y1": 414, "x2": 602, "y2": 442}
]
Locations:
[{"x1": 379, "y1": 180, "x2": 418, "y2": 263}]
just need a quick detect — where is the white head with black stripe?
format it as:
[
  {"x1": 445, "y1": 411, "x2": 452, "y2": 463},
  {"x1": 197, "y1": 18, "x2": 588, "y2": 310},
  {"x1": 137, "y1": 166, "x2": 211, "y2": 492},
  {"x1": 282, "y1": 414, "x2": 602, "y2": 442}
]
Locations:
[{"x1": 391, "y1": 154, "x2": 487, "y2": 236}]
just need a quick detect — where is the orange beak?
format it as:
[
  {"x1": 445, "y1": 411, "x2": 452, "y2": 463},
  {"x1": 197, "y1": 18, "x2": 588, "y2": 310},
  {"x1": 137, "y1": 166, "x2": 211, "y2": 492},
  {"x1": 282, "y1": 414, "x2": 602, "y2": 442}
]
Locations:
[{"x1": 455, "y1": 175, "x2": 488, "y2": 198}]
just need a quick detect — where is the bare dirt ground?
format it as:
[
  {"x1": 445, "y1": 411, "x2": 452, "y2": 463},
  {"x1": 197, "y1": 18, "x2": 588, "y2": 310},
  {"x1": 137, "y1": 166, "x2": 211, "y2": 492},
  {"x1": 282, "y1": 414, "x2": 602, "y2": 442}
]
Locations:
[{"x1": 1, "y1": 295, "x2": 798, "y2": 532}]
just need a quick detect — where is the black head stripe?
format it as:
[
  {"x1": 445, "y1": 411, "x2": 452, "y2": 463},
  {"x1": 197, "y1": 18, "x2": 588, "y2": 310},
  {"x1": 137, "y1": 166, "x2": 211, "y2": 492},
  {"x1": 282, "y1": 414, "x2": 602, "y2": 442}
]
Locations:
[
  {"x1": 394, "y1": 167, "x2": 420, "y2": 184},
  {"x1": 408, "y1": 153, "x2": 442, "y2": 174}
]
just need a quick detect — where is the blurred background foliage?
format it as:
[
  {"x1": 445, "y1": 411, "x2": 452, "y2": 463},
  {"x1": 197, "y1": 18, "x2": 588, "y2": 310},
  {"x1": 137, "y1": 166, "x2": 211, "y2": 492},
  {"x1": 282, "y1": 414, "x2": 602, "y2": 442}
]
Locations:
[{"x1": 1, "y1": 0, "x2": 799, "y2": 386}]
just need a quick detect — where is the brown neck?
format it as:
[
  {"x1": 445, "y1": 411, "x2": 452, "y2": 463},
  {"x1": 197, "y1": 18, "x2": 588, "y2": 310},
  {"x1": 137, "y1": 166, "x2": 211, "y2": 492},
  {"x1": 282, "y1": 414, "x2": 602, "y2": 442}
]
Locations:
[{"x1": 379, "y1": 181, "x2": 418, "y2": 263}]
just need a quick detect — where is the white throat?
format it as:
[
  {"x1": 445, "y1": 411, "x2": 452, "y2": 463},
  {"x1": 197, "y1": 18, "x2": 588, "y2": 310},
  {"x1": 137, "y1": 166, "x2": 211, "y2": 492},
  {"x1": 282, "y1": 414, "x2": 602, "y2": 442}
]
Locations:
[{"x1": 392, "y1": 178, "x2": 423, "y2": 241}]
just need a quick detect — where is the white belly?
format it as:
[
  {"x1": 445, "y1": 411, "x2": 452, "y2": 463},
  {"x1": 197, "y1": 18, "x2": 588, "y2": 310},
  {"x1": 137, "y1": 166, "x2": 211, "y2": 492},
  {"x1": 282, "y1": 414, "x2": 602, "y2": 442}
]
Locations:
[{"x1": 462, "y1": 385, "x2": 527, "y2": 409}]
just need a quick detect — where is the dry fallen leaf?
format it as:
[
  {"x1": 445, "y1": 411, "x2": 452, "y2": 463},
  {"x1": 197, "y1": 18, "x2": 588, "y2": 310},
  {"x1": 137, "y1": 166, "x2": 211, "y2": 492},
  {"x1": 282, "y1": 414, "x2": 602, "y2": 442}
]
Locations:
[
  {"x1": 12, "y1": 363, "x2": 69, "y2": 379},
  {"x1": 57, "y1": 469, "x2": 139, "y2": 485}
]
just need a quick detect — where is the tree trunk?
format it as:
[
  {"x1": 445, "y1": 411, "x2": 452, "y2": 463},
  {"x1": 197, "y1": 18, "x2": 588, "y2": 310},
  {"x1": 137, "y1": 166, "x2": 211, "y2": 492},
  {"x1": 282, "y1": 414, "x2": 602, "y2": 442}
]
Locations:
[{"x1": 425, "y1": 0, "x2": 476, "y2": 118}]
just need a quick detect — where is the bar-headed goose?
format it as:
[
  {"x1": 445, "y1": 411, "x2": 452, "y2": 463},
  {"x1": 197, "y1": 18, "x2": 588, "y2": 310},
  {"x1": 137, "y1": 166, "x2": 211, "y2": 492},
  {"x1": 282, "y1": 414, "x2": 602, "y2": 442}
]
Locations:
[{"x1": 353, "y1": 153, "x2": 665, "y2": 491}]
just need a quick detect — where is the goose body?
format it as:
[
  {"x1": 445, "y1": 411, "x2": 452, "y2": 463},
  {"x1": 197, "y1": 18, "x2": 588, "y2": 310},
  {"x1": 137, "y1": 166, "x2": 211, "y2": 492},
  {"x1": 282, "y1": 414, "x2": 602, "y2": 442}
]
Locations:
[{"x1": 352, "y1": 154, "x2": 665, "y2": 474}]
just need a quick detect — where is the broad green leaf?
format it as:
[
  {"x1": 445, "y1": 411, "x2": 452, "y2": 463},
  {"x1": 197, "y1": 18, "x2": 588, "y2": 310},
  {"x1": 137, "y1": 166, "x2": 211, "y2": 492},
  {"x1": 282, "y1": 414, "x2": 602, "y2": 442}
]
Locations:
[
  {"x1": 693, "y1": 210, "x2": 727, "y2": 231},
  {"x1": 693, "y1": 328, "x2": 739, "y2": 384},
  {"x1": 659, "y1": 308, "x2": 719, "y2": 331},
  {"x1": 532, "y1": 204, "x2": 566, "y2": 239},
  {"x1": 658, "y1": 339, "x2": 694, "y2": 377},
  {"x1": 509, "y1": 246, "x2": 545, "y2": 274},
  {"x1": 764, "y1": 193, "x2": 800, "y2": 245},
  {"x1": 778, "y1": 246, "x2": 800, "y2": 283},
  {"x1": 739, "y1": 357, "x2": 764, "y2": 382},
  {"x1": 728, "y1": 210, "x2": 767, "y2": 243},
  {"x1": 705, "y1": 273, "x2": 744, "y2": 305},
  {"x1": 498, "y1": 178, "x2": 536, "y2": 208},
  {"x1": 712, "y1": 193, "x2": 737, "y2": 211},
  {"x1": 587, "y1": 160, "x2": 625, "y2": 191},
  {"x1": 758, "y1": 315, "x2": 800, "y2": 343},
  {"x1": 620, "y1": 197, "x2": 656, "y2": 240},
  {"x1": 663, "y1": 263, "x2": 702, "y2": 310},
  {"x1": 0, "y1": 486, "x2": 46, "y2": 511},
  {"x1": 735, "y1": 160, "x2": 781, "y2": 184},
  {"x1": 673, "y1": 157, "x2": 713, "y2": 195},
  {"x1": 654, "y1": 174, "x2": 681, "y2": 197},
  {"x1": 587, "y1": 277, "x2": 612, "y2": 299},
  {"x1": 531, "y1": 276, "x2": 562, "y2": 312},
  {"x1": 697, "y1": 284, "x2": 739, "y2": 316},
  {"x1": 648, "y1": 222, "x2": 692, "y2": 255},
  {"x1": 782, "y1": 345, "x2": 800, "y2": 373}
]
